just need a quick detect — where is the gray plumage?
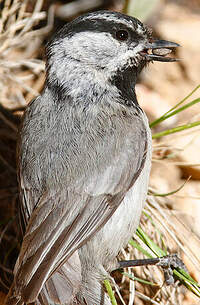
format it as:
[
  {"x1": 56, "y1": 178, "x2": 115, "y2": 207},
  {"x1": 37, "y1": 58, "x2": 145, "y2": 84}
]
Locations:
[{"x1": 6, "y1": 10, "x2": 178, "y2": 305}]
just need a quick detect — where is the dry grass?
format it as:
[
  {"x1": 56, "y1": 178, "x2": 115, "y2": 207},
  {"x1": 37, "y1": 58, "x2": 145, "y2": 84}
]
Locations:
[
  {"x1": 0, "y1": 0, "x2": 53, "y2": 295},
  {"x1": 0, "y1": 0, "x2": 54, "y2": 109}
]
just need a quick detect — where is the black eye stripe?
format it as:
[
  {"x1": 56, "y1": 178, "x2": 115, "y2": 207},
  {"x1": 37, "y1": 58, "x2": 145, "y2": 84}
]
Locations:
[
  {"x1": 116, "y1": 30, "x2": 129, "y2": 41},
  {"x1": 52, "y1": 17, "x2": 145, "y2": 44}
]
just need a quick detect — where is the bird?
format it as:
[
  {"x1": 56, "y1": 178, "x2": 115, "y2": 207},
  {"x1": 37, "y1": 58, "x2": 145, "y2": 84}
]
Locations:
[{"x1": 5, "y1": 10, "x2": 179, "y2": 305}]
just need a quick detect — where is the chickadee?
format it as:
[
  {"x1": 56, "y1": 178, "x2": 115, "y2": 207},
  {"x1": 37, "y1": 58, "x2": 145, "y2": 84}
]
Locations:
[{"x1": 6, "y1": 10, "x2": 179, "y2": 305}]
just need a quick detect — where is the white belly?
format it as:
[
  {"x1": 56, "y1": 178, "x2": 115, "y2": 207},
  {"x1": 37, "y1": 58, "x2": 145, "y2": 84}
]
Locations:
[{"x1": 81, "y1": 128, "x2": 152, "y2": 270}]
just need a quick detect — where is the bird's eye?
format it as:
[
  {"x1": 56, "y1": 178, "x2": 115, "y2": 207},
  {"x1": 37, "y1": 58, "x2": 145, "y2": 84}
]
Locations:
[{"x1": 116, "y1": 30, "x2": 129, "y2": 41}]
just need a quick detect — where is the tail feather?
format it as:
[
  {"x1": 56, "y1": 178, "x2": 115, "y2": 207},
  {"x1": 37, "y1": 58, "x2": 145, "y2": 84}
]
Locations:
[
  {"x1": 5, "y1": 252, "x2": 82, "y2": 305},
  {"x1": 37, "y1": 251, "x2": 82, "y2": 305},
  {"x1": 6, "y1": 251, "x2": 112, "y2": 305},
  {"x1": 37, "y1": 265, "x2": 112, "y2": 305},
  {"x1": 38, "y1": 261, "x2": 81, "y2": 304},
  {"x1": 76, "y1": 271, "x2": 112, "y2": 305}
]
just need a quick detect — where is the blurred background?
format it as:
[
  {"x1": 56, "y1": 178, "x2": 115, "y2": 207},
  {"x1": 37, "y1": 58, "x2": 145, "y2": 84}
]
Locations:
[{"x1": 0, "y1": 0, "x2": 200, "y2": 304}]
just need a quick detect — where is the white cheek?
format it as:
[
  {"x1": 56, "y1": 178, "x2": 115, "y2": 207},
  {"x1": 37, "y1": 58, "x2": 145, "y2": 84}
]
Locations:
[
  {"x1": 63, "y1": 31, "x2": 120, "y2": 66},
  {"x1": 105, "y1": 42, "x2": 145, "y2": 77},
  {"x1": 48, "y1": 32, "x2": 147, "y2": 95}
]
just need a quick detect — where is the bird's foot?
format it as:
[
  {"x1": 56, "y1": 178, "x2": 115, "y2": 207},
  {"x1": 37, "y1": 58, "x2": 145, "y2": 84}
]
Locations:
[
  {"x1": 117, "y1": 254, "x2": 187, "y2": 285},
  {"x1": 156, "y1": 254, "x2": 188, "y2": 285}
]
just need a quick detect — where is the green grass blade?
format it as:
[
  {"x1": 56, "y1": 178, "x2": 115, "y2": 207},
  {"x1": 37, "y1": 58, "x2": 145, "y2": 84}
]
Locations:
[
  {"x1": 142, "y1": 211, "x2": 167, "y2": 252},
  {"x1": 122, "y1": 272, "x2": 158, "y2": 286},
  {"x1": 148, "y1": 178, "x2": 190, "y2": 197},
  {"x1": 173, "y1": 269, "x2": 200, "y2": 297},
  {"x1": 150, "y1": 84, "x2": 200, "y2": 128},
  {"x1": 129, "y1": 239, "x2": 153, "y2": 258},
  {"x1": 152, "y1": 121, "x2": 200, "y2": 139},
  {"x1": 150, "y1": 97, "x2": 200, "y2": 128},
  {"x1": 104, "y1": 279, "x2": 118, "y2": 305},
  {"x1": 136, "y1": 227, "x2": 167, "y2": 257},
  {"x1": 132, "y1": 227, "x2": 200, "y2": 298}
]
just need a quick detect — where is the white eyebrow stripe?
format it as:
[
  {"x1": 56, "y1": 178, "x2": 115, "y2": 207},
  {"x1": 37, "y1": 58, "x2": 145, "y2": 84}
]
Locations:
[
  {"x1": 83, "y1": 14, "x2": 135, "y2": 30},
  {"x1": 82, "y1": 13, "x2": 148, "y2": 36}
]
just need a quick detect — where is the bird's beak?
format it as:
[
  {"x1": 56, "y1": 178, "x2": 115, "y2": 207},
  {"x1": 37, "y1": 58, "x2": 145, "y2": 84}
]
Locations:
[{"x1": 140, "y1": 40, "x2": 180, "y2": 62}]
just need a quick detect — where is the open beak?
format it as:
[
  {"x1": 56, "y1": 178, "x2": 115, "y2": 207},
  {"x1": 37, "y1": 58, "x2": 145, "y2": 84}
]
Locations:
[{"x1": 140, "y1": 40, "x2": 180, "y2": 62}]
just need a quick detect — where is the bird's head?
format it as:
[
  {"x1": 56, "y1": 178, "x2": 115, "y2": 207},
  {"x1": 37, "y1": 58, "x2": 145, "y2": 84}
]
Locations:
[{"x1": 46, "y1": 11, "x2": 179, "y2": 102}]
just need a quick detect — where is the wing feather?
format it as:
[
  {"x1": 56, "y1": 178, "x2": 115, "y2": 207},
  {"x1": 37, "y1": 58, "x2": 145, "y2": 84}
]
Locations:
[{"x1": 14, "y1": 97, "x2": 149, "y2": 303}]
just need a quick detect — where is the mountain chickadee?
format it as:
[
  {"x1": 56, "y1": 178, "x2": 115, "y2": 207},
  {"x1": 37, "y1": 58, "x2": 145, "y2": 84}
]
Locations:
[{"x1": 6, "y1": 10, "x2": 179, "y2": 305}]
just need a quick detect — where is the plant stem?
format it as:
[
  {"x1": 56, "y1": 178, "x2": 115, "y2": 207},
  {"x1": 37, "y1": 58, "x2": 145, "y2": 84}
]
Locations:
[
  {"x1": 150, "y1": 84, "x2": 200, "y2": 128},
  {"x1": 151, "y1": 98, "x2": 200, "y2": 128},
  {"x1": 152, "y1": 121, "x2": 200, "y2": 139},
  {"x1": 104, "y1": 279, "x2": 118, "y2": 305},
  {"x1": 148, "y1": 177, "x2": 190, "y2": 197}
]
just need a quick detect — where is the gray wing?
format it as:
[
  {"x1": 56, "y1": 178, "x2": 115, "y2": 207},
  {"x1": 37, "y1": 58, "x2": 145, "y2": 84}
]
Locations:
[{"x1": 14, "y1": 96, "x2": 148, "y2": 303}]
